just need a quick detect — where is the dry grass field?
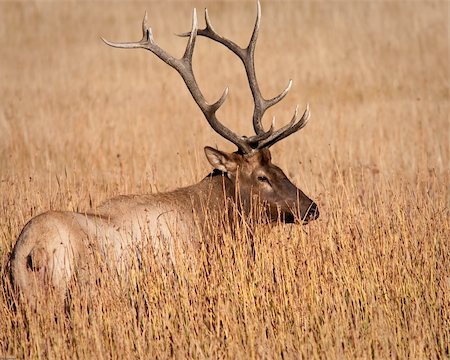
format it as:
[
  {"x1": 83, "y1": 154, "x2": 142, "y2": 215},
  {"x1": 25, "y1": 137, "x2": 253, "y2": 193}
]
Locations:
[{"x1": 0, "y1": 0, "x2": 449, "y2": 358}]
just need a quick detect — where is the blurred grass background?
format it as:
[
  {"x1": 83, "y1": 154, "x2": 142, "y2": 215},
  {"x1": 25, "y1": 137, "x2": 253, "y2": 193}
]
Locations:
[{"x1": 0, "y1": 1, "x2": 448, "y2": 358}]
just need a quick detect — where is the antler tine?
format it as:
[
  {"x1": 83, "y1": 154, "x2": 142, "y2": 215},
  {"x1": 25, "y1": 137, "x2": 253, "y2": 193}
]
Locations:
[
  {"x1": 204, "y1": 8, "x2": 215, "y2": 33},
  {"x1": 211, "y1": 87, "x2": 229, "y2": 112},
  {"x1": 101, "y1": 11, "x2": 177, "y2": 67},
  {"x1": 267, "y1": 80, "x2": 292, "y2": 107},
  {"x1": 103, "y1": 10, "x2": 253, "y2": 154},
  {"x1": 183, "y1": 9, "x2": 198, "y2": 62},
  {"x1": 101, "y1": 12, "x2": 149, "y2": 49},
  {"x1": 142, "y1": 11, "x2": 154, "y2": 43},
  {"x1": 257, "y1": 105, "x2": 310, "y2": 149},
  {"x1": 248, "y1": 0, "x2": 261, "y2": 54}
]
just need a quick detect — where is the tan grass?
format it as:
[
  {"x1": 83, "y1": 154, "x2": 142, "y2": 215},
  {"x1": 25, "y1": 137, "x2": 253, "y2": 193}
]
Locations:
[{"x1": 0, "y1": 1, "x2": 449, "y2": 358}]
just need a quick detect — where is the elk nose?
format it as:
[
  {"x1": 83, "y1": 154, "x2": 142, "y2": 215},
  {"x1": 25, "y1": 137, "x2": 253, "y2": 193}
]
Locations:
[{"x1": 307, "y1": 202, "x2": 319, "y2": 221}]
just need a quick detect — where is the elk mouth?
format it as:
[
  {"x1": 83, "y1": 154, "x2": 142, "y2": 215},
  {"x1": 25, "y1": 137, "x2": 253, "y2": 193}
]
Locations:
[
  {"x1": 283, "y1": 213, "x2": 296, "y2": 224},
  {"x1": 282, "y1": 202, "x2": 319, "y2": 224},
  {"x1": 302, "y1": 202, "x2": 319, "y2": 224},
  {"x1": 281, "y1": 212, "x2": 316, "y2": 225}
]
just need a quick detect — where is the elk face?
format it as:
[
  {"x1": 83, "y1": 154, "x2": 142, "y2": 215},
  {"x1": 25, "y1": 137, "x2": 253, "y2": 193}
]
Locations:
[{"x1": 205, "y1": 147, "x2": 319, "y2": 224}]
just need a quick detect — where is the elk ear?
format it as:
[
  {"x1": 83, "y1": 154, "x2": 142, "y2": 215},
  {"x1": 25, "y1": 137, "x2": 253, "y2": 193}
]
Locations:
[{"x1": 204, "y1": 146, "x2": 238, "y2": 174}]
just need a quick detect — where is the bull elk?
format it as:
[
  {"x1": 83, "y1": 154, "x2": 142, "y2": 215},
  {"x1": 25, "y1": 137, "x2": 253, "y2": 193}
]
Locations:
[{"x1": 10, "y1": 1, "x2": 319, "y2": 305}]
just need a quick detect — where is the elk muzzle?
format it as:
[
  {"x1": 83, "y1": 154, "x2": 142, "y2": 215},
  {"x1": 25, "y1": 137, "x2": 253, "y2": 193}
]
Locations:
[
  {"x1": 304, "y1": 201, "x2": 319, "y2": 223},
  {"x1": 281, "y1": 188, "x2": 319, "y2": 224}
]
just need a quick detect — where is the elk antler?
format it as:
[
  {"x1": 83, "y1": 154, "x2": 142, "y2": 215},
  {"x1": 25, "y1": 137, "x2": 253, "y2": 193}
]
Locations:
[
  {"x1": 102, "y1": 1, "x2": 310, "y2": 154},
  {"x1": 102, "y1": 10, "x2": 253, "y2": 154}
]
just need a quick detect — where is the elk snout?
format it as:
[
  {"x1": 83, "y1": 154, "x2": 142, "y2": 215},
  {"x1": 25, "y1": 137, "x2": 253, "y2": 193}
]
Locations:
[{"x1": 305, "y1": 202, "x2": 319, "y2": 222}]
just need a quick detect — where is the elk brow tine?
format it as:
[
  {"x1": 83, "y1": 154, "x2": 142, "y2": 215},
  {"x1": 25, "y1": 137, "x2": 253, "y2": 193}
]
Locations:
[
  {"x1": 258, "y1": 105, "x2": 310, "y2": 149},
  {"x1": 259, "y1": 106, "x2": 298, "y2": 147},
  {"x1": 273, "y1": 105, "x2": 310, "y2": 147},
  {"x1": 274, "y1": 105, "x2": 310, "y2": 140},
  {"x1": 245, "y1": 125, "x2": 274, "y2": 145}
]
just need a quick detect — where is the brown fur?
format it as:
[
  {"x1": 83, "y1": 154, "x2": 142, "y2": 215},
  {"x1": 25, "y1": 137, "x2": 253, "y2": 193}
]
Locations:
[{"x1": 10, "y1": 148, "x2": 317, "y2": 305}]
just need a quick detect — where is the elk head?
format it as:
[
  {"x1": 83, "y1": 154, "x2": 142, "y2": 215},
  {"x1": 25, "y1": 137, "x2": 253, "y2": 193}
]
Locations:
[
  {"x1": 204, "y1": 147, "x2": 318, "y2": 224},
  {"x1": 102, "y1": 1, "x2": 319, "y2": 224}
]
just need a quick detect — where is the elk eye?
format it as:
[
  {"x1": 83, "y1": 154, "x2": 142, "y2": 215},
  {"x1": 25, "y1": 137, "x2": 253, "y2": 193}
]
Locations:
[{"x1": 257, "y1": 176, "x2": 270, "y2": 184}]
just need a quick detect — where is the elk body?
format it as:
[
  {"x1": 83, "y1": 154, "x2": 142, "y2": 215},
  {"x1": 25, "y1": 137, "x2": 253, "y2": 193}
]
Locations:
[{"x1": 10, "y1": 2, "x2": 318, "y2": 305}]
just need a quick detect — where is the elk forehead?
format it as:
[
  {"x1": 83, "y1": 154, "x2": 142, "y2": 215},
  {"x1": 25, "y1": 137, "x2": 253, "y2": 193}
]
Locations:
[
  {"x1": 240, "y1": 148, "x2": 272, "y2": 172},
  {"x1": 247, "y1": 150, "x2": 293, "y2": 184},
  {"x1": 234, "y1": 149, "x2": 293, "y2": 185},
  {"x1": 245, "y1": 148, "x2": 271, "y2": 164}
]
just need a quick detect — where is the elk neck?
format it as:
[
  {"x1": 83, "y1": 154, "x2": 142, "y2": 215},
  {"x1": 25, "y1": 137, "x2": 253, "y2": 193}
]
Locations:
[{"x1": 168, "y1": 170, "x2": 238, "y2": 228}]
